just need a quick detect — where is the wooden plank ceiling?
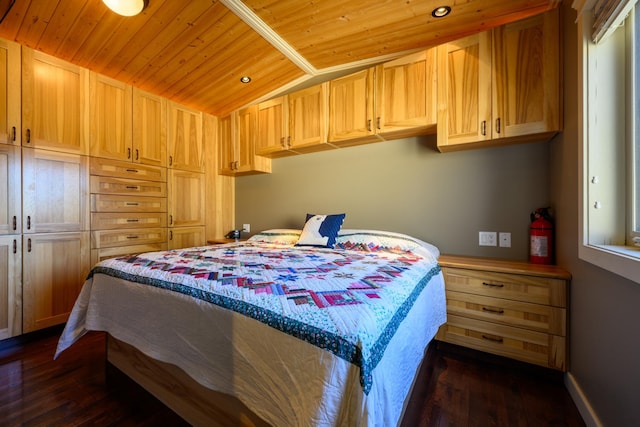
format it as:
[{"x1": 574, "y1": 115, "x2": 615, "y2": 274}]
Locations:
[{"x1": 0, "y1": 0, "x2": 560, "y2": 117}]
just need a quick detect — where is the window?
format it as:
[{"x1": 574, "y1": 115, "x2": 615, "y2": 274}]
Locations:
[{"x1": 578, "y1": 0, "x2": 640, "y2": 283}]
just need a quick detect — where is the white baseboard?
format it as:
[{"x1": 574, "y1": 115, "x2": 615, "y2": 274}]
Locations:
[{"x1": 565, "y1": 372, "x2": 603, "y2": 427}]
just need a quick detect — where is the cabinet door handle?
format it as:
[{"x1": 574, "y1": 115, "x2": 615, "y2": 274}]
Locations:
[
  {"x1": 280, "y1": 137, "x2": 286, "y2": 148},
  {"x1": 27, "y1": 215, "x2": 31, "y2": 230},
  {"x1": 376, "y1": 117, "x2": 381, "y2": 130},
  {"x1": 169, "y1": 155, "x2": 173, "y2": 166},
  {"x1": 26, "y1": 128, "x2": 31, "y2": 144},
  {"x1": 169, "y1": 214, "x2": 173, "y2": 225},
  {"x1": 135, "y1": 149, "x2": 139, "y2": 161},
  {"x1": 496, "y1": 118, "x2": 501, "y2": 134},
  {"x1": 482, "y1": 281, "x2": 504, "y2": 288},
  {"x1": 367, "y1": 119, "x2": 372, "y2": 132},
  {"x1": 481, "y1": 334, "x2": 504, "y2": 343},
  {"x1": 481, "y1": 120, "x2": 486, "y2": 136},
  {"x1": 27, "y1": 238, "x2": 32, "y2": 252},
  {"x1": 127, "y1": 147, "x2": 131, "y2": 159},
  {"x1": 11, "y1": 126, "x2": 16, "y2": 142},
  {"x1": 169, "y1": 230, "x2": 173, "y2": 240},
  {"x1": 482, "y1": 307, "x2": 505, "y2": 315},
  {"x1": 13, "y1": 239, "x2": 17, "y2": 254},
  {"x1": 12, "y1": 215, "x2": 16, "y2": 231}
]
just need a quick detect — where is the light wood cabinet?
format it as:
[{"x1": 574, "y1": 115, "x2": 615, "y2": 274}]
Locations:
[
  {"x1": 0, "y1": 235, "x2": 21, "y2": 339},
  {"x1": 256, "y1": 83, "x2": 332, "y2": 158},
  {"x1": 437, "y1": 9, "x2": 560, "y2": 152},
  {"x1": 0, "y1": 144, "x2": 20, "y2": 235},
  {"x1": 89, "y1": 157, "x2": 167, "y2": 264},
  {"x1": 169, "y1": 226, "x2": 206, "y2": 250},
  {"x1": 168, "y1": 169, "x2": 205, "y2": 228},
  {"x1": 0, "y1": 39, "x2": 20, "y2": 146},
  {"x1": 219, "y1": 107, "x2": 271, "y2": 176},
  {"x1": 22, "y1": 48, "x2": 89, "y2": 155},
  {"x1": 167, "y1": 101, "x2": 203, "y2": 172},
  {"x1": 22, "y1": 231, "x2": 90, "y2": 333},
  {"x1": 374, "y1": 50, "x2": 438, "y2": 139},
  {"x1": 436, "y1": 255, "x2": 569, "y2": 371},
  {"x1": 89, "y1": 73, "x2": 133, "y2": 162},
  {"x1": 329, "y1": 49, "x2": 437, "y2": 147},
  {"x1": 22, "y1": 147, "x2": 89, "y2": 234},
  {"x1": 90, "y1": 79, "x2": 167, "y2": 167},
  {"x1": 133, "y1": 88, "x2": 167, "y2": 167}
]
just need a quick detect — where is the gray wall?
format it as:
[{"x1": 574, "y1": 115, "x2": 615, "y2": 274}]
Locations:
[
  {"x1": 236, "y1": 136, "x2": 550, "y2": 260},
  {"x1": 550, "y1": 4, "x2": 640, "y2": 427}
]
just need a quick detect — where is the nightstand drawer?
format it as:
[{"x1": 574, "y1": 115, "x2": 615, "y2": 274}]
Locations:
[
  {"x1": 442, "y1": 267, "x2": 566, "y2": 307},
  {"x1": 437, "y1": 314, "x2": 566, "y2": 370},
  {"x1": 446, "y1": 290, "x2": 566, "y2": 335}
]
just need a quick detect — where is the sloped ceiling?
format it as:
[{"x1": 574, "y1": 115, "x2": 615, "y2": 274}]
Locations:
[{"x1": 0, "y1": 0, "x2": 561, "y2": 117}]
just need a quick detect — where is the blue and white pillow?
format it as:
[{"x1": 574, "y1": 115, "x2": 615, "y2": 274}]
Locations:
[{"x1": 296, "y1": 213, "x2": 346, "y2": 248}]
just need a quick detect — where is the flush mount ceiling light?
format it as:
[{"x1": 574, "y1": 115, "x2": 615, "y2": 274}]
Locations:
[
  {"x1": 240, "y1": 76, "x2": 252, "y2": 84},
  {"x1": 431, "y1": 5, "x2": 451, "y2": 18},
  {"x1": 102, "y1": 0, "x2": 148, "y2": 16}
]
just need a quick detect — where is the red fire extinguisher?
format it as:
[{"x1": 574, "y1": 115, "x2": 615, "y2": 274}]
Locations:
[{"x1": 530, "y1": 207, "x2": 553, "y2": 264}]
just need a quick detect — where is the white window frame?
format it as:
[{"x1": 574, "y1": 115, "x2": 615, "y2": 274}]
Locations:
[{"x1": 578, "y1": 1, "x2": 640, "y2": 284}]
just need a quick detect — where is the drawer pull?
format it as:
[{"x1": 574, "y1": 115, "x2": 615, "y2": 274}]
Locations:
[
  {"x1": 481, "y1": 334, "x2": 504, "y2": 343},
  {"x1": 482, "y1": 307, "x2": 504, "y2": 315},
  {"x1": 482, "y1": 281, "x2": 504, "y2": 288},
  {"x1": 126, "y1": 235, "x2": 139, "y2": 239},
  {"x1": 126, "y1": 219, "x2": 139, "y2": 223},
  {"x1": 126, "y1": 168, "x2": 139, "y2": 173},
  {"x1": 125, "y1": 185, "x2": 140, "y2": 190},
  {"x1": 125, "y1": 202, "x2": 139, "y2": 206}
]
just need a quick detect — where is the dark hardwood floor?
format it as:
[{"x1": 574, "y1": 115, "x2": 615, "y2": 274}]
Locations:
[{"x1": 0, "y1": 327, "x2": 585, "y2": 427}]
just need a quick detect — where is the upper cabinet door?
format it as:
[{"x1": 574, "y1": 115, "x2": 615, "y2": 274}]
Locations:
[
  {"x1": 288, "y1": 83, "x2": 330, "y2": 152},
  {"x1": 256, "y1": 96, "x2": 289, "y2": 157},
  {"x1": 437, "y1": 32, "x2": 493, "y2": 148},
  {"x1": 167, "y1": 101, "x2": 203, "y2": 172},
  {"x1": 376, "y1": 49, "x2": 437, "y2": 137},
  {"x1": 218, "y1": 114, "x2": 235, "y2": 176},
  {"x1": 492, "y1": 9, "x2": 560, "y2": 139},
  {"x1": 22, "y1": 48, "x2": 89, "y2": 155},
  {"x1": 0, "y1": 39, "x2": 20, "y2": 146},
  {"x1": 328, "y1": 68, "x2": 377, "y2": 144},
  {"x1": 133, "y1": 88, "x2": 167, "y2": 167},
  {"x1": 89, "y1": 72, "x2": 133, "y2": 162}
]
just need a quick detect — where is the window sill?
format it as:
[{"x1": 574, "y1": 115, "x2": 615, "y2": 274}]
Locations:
[{"x1": 579, "y1": 243, "x2": 640, "y2": 284}]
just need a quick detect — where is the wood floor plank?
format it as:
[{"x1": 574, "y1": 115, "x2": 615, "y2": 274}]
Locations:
[{"x1": 0, "y1": 328, "x2": 585, "y2": 426}]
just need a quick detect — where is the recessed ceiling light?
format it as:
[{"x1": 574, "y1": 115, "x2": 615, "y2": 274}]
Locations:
[
  {"x1": 240, "y1": 76, "x2": 252, "y2": 84},
  {"x1": 431, "y1": 6, "x2": 451, "y2": 18}
]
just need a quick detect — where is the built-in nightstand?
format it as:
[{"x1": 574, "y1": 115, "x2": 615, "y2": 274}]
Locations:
[{"x1": 436, "y1": 254, "x2": 571, "y2": 371}]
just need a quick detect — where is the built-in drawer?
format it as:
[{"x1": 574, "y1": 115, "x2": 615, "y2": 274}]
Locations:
[
  {"x1": 445, "y1": 290, "x2": 566, "y2": 335},
  {"x1": 90, "y1": 157, "x2": 166, "y2": 182},
  {"x1": 90, "y1": 243, "x2": 168, "y2": 265},
  {"x1": 436, "y1": 314, "x2": 566, "y2": 371},
  {"x1": 442, "y1": 267, "x2": 566, "y2": 307},
  {"x1": 90, "y1": 175, "x2": 166, "y2": 197},
  {"x1": 91, "y1": 227, "x2": 167, "y2": 249},
  {"x1": 90, "y1": 194, "x2": 167, "y2": 213},
  {"x1": 91, "y1": 212, "x2": 167, "y2": 230}
]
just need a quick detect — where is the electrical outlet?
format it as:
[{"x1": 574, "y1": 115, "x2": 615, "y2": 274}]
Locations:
[
  {"x1": 499, "y1": 232, "x2": 511, "y2": 248},
  {"x1": 479, "y1": 231, "x2": 497, "y2": 246},
  {"x1": 242, "y1": 223, "x2": 250, "y2": 233}
]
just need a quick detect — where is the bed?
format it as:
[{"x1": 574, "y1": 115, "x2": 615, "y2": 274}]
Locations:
[{"x1": 55, "y1": 226, "x2": 446, "y2": 427}]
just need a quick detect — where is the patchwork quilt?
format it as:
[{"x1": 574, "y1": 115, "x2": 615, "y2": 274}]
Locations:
[{"x1": 88, "y1": 236, "x2": 441, "y2": 394}]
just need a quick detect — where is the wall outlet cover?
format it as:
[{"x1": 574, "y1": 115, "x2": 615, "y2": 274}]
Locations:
[{"x1": 479, "y1": 231, "x2": 497, "y2": 246}]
